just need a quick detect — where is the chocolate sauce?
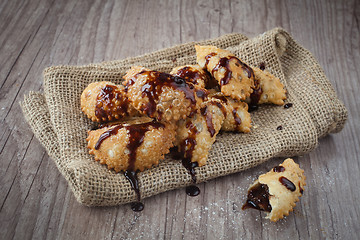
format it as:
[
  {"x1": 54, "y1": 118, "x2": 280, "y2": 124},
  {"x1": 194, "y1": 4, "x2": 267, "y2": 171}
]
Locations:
[
  {"x1": 95, "y1": 124, "x2": 123, "y2": 150},
  {"x1": 299, "y1": 183, "x2": 304, "y2": 194},
  {"x1": 95, "y1": 121, "x2": 164, "y2": 212},
  {"x1": 259, "y1": 62, "x2": 266, "y2": 71},
  {"x1": 211, "y1": 56, "x2": 254, "y2": 86},
  {"x1": 242, "y1": 183, "x2": 272, "y2": 212},
  {"x1": 181, "y1": 149, "x2": 199, "y2": 183},
  {"x1": 284, "y1": 103, "x2": 293, "y2": 109},
  {"x1": 196, "y1": 89, "x2": 208, "y2": 100},
  {"x1": 204, "y1": 53, "x2": 217, "y2": 69},
  {"x1": 136, "y1": 71, "x2": 198, "y2": 119},
  {"x1": 232, "y1": 109, "x2": 242, "y2": 126},
  {"x1": 174, "y1": 66, "x2": 201, "y2": 85},
  {"x1": 279, "y1": 176, "x2": 296, "y2": 192},
  {"x1": 95, "y1": 85, "x2": 128, "y2": 122},
  {"x1": 186, "y1": 185, "x2": 200, "y2": 196},
  {"x1": 273, "y1": 165, "x2": 285, "y2": 172},
  {"x1": 125, "y1": 170, "x2": 144, "y2": 212},
  {"x1": 131, "y1": 202, "x2": 144, "y2": 212},
  {"x1": 201, "y1": 106, "x2": 216, "y2": 137},
  {"x1": 277, "y1": 126, "x2": 283, "y2": 130},
  {"x1": 248, "y1": 105, "x2": 259, "y2": 112}
]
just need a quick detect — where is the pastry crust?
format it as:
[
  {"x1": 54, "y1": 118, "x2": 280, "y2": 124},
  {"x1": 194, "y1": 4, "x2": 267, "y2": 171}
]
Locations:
[
  {"x1": 209, "y1": 91, "x2": 251, "y2": 133},
  {"x1": 243, "y1": 158, "x2": 306, "y2": 222},
  {"x1": 81, "y1": 81, "x2": 136, "y2": 122},
  {"x1": 123, "y1": 66, "x2": 207, "y2": 122},
  {"x1": 86, "y1": 116, "x2": 176, "y2": 172},
  {"x1": 251, "y1": 67, "x2": 287, "y2": 105},
  {"x1": 174, "y1": 100, "x2": 225, "y2": 167},
  {"x1": 195, "y1": 45, "x2": 255, "y2": 100}
]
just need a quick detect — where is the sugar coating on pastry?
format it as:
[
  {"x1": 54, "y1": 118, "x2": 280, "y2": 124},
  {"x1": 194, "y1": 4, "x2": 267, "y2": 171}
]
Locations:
[
  {"x1": 124, "y1": 66, "x2": 208, "y2": 122},
  {"x1": 209, "y1": 91, "x2": 251, "y2": 133},
  {"x1": 195, "y1": 45, "x2": 255, "y2": 100},
  {"x1": 242, "y1": 158, "x2": 306, "y2": 222},
  {"x1": 170, "y1": 64, "x2": 213, "y2": 89},
  {"x1": 81, "y1": 81, "x2": 136, "y2": 122},
  {"x1": 174, "y1": 100, "x2": 225, "y2": 167},
  {"x1": 86, "y1": 116, "x2": 176, "y2": 172},
  {"x1": 251, "y1": 67, "x2": 287, "y2": 105}
]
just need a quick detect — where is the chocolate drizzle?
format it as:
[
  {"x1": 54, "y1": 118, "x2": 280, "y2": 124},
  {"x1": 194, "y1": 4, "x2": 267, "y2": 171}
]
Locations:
[
  {"x1": 174, "y1": 66, "x2": 202, "y2": 86},
  {"x1": 242, "y1": 183, "x2": 272, "y2": 212},
  {"x1": 211, "y1": 56, "x2": 254, "y2": 87},
  {"x1": 279, "y1": 176, "x2": 296, "y2": 192},
  {"x1": 284, "y1": 103, "x2": 293, "y2": 109},
  {"x1": 232, "y1": 108, "x2": 242, "y2": 126},
  {"x1": 95, "y1": 121, "x2": 165, "y2": 211},
  {"x1": 259, "y1": 62, "x2": 266, "y2": 71},
  {"x1": 200, "y1": 106, "x2": 216, "y2": 137},
  {"x1": 95, "y1": 85, "x2": 128, "y2": 122},
  {"x1": 273, "y1": 165, "x2": 285, "y2": 172}
]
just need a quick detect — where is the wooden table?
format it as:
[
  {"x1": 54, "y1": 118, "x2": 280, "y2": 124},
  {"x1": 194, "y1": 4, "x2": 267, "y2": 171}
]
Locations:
[{"x1": 1, "y1": 0, "x2": 359, "y2": 239}]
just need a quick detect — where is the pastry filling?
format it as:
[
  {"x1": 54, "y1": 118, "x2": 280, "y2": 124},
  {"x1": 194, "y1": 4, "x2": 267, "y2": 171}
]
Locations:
[{"x1": 242, "y1": 183, "x2": 272, "y2": 212}]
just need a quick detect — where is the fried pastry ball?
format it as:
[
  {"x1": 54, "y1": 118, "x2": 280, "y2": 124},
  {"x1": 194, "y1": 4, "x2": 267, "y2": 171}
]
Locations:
[
  {"x1": 81, "y1": 81, "x2": 136, "y2": 122},
  {"x1": 242, "y1": 158, "x2": 306, "y2": 222},
  {"x1": 174, "y1": 100, "x2": 225, "y2": 167},
  {"x1": 87, "y1": 116, "x2": 176, "y2": 172},
  {"x1": 123, "y1": 66, "x2": 207, "y2": 122},
  {"x1": 250, "y1": 67, "x2": 287, "y2": 105},
  {"x1": 195, "y1": 45, "x2": 255, "y2": 101},
  {"x1": 170, "y1": 64, "x2": 216, "y2": 89},
  {"x1": 209, "y1": 91, "x2": 251, "y2": 133}
]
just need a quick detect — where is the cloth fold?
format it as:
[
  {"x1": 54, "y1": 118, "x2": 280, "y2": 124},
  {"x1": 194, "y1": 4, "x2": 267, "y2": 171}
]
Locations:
[{"x1": 21, "y1": 28, "x2": 347, "y2": 206}]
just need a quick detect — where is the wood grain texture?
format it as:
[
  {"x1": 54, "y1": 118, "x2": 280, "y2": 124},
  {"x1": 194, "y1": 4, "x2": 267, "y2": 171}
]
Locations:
[{"x1": 0, "y1": 0, "x2": 359, "y2": 239}]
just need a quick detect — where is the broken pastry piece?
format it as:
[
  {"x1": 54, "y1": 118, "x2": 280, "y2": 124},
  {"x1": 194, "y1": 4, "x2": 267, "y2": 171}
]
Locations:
[
  {"x1": 170, "y1": 64, "x2": 216, "y2": 89},
  {"x1": 87, "y1": 116, "x2": 176, "y2": 172},
  {"x1": 174, "y1": 100, "x2": 225, "y2": 167},
  {"x1": 242, "y1": 158, "x2": 306, "y2": 222},
  {"x1": 124, "y1": 66, "x2": 207, "y2": 122},
  {"x1": 249, "y1": 67, "x2": 287, "y2": 106},
  {"x1": 81, "y1": 81, "x2": 136, "y2": 122},
  {"x1": 209, "y1": 91, "x2": 251, "y2": 133},
  {"x1": 195, "y1": 45, "x2": 255, "y2": 101}
]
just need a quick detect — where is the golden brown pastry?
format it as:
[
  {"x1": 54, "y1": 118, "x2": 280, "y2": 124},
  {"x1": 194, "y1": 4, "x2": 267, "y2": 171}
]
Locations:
[
  {"x1": 87, "y1": 116, "x2": 176, "y2": 172},
  {"x1": 249, "y1": 67, "x2": 287, "y2": 105},
  {"x1": 195, "y1": 45, "x2": 255, "y2": 101},
  {"x1": 242, "y1": 158, "x2": 306, "y2": 222},
  {"x1": 174, "y1": 100, "x2": 225, "y2": 167},
  {"x1": 81, "y1": 81, "x2": 136, "y2": 122},
  {"x1": 170, "y1": 64, "x2": 215, "y2": 89},
  {"x1": 209, "y1": 91, "x2": 251, "y2": 133},
  {"x1": 123, "y1": 66, "x2": 208, "y2": 122}
]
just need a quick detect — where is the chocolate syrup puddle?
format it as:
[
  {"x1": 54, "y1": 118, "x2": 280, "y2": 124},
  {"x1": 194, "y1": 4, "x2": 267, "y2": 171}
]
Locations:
[
  {"x1": 242, "y1": 183, "x2": 272, "y2": 212},
  {"x1": 95, "y1": 121, "x2": 164, "y2": 212},
  {"x1": 284, "y1": 103, "x2": 293, "y2": 109},
  {"x1": 259, "y1": 62, "x2": 266, "y2": 71}
]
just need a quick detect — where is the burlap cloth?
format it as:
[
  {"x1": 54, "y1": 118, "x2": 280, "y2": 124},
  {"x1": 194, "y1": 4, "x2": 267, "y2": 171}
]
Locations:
[{"x1": 20, "y1": 28, "x2": 347, "y2": 206}]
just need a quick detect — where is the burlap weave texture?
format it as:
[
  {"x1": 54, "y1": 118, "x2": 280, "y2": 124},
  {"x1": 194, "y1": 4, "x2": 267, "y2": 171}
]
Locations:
[{"x1": 21, "y1": 28, "x2": 347, "y2": 206}]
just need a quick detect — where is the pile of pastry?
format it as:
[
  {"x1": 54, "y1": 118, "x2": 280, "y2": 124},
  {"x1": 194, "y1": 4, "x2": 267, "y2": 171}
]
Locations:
[{"x1": 81, "y1": 45, "x2": 287, "y2": 173}]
